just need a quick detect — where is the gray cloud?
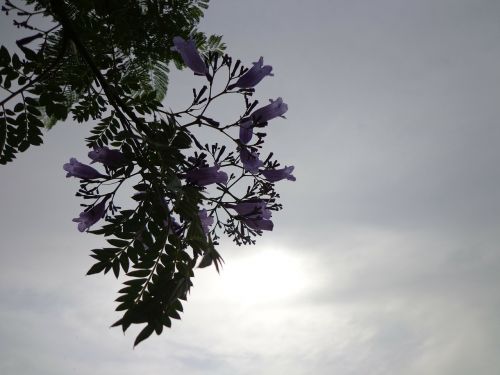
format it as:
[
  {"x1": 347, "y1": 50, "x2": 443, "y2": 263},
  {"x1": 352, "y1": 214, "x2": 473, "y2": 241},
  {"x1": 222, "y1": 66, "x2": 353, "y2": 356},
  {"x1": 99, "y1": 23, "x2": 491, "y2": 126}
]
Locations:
[{"x1": 2, "y1": 0, "x2": 500, "y2": 374}]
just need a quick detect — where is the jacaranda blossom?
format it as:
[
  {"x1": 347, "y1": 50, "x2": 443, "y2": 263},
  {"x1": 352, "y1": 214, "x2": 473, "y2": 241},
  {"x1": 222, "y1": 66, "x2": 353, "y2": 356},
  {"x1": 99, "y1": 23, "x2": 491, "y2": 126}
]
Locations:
[
  {"x1": 226, "y1": 200, "x2": 273, "y2": 231},
  {"x1": 198, "y1": 209, "x2": 214, "y2": 235},
  {"x1": 72, "y1": 200, "x2": 107, "y2": 232},
  {"x1": 172, "y1": 36, "x2": 208, "y2": 76},
  {"x1": 63, "y1": 158, "x2": 105, "y2": 180},
  {"x1": 228, "y1": 200, "x2": 272, "y2": 219},
  {"x1": 185, "y1": 165, "x2": 228, "y2": 186},
  {"x1": 240, "y1": 147, "x2": 262, "y2": 173},
  {"x1": 243, "y1": 218, "x2": 274, "y2": 231},
  {"x1": 88, "y1": 146, "x2": 127, "y2": 169},
  {"x1": 163, "y1": 216, "x2": 183, "y2": 236},
  {"x1": 261, "y1": 166, "x2": 296, "y2": 182},
  {"x1": 239, "y1": 118, "x2": 253, "y2": 144},
  {"x1": 251, "y1": 97, "x2": 288, "y2": 124},
  {"x1": 228, "y1": 57, "x2": 273, "y2": 89}
]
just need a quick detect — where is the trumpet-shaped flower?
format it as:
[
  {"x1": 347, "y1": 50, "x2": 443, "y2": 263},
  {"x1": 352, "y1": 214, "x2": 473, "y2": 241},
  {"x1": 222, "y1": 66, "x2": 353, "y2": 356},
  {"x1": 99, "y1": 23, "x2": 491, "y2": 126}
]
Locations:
[
  {"x1": 228, "y1": 57, "x2": 273, "y2": 89},
  {"x1": 251, "y1": 97, "x2": 288, "y2": 124},
  {"x1": 228, "y1": 200, "x2": 272, "y2": 219},
  {"x1": 226, "y1": 200, "x2": 273, "y2": 231},
  {"x1": 261, "y1": 166, "x2": 296, "y2": 182},
  {"x1": 172, "y1": 36, "x2": 208, "y2": 76},
  {"x1": 88, "y1": 147, "x2": 127, "y2": 169},
  {"x1": 163, "y1": 216, "x2": 183, "y2": 236},
  {"x1": 63, "y1": 158, "x2": 105, "y2": 180},
  {"x1": 240, "y1": 147, "x2": 263, "y2": 173},
  {"x1": 72, "y1": 200, "x2": 107, "y2": 232},
  {"x1": 185, "y1": 165, "x2": 228, "y2": 186},
  {"x1": 198, "y1": 209, "x2": 214, "y2": 234},
  {"x1": 239, "y1": 118, "x2": 253, "y2": 144},
  {"x1": 243, "y1": 218, "x2": 274, "y2": 231}
]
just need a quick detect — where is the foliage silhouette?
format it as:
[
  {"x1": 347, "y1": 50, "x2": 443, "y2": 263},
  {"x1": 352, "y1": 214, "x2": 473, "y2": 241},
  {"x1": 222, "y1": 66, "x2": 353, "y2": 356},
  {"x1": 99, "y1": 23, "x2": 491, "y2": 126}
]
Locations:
[{"x1": 0, "y1": 0, "x2": 294, "y2": 346}]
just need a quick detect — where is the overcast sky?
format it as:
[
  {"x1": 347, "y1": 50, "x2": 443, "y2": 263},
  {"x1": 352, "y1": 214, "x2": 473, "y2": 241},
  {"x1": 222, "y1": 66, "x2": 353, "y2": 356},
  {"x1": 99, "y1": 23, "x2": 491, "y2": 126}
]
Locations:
[{"x1": 2, "y1": 0, "x2": 500, "y2": 374}]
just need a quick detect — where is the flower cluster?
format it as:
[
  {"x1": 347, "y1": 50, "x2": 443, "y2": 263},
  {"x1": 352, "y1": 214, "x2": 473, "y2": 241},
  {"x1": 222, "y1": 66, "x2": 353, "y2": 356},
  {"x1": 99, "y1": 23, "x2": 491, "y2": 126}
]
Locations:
[
  {"x1": 63, "y1": 147, "x2": 128, "y2": 231},
  {"x1": 65, "y1": 36, "x2": 295, "y2": 240},
  {"x1": 63, "y1": 36, "x2": 296, "y2": 344}
]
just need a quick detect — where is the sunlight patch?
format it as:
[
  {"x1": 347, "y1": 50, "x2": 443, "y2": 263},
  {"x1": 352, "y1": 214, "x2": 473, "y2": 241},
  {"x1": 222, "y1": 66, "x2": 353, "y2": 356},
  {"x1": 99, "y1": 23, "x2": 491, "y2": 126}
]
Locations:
[{"x1": 220, "y1": 247, "x2": 308, "y2": 305}]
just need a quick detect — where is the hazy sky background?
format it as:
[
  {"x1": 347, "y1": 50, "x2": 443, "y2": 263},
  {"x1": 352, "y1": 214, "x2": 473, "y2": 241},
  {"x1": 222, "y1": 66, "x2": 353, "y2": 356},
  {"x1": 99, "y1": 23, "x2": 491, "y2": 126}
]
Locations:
[{"x1": 1, "y1": 0, "x2": 500, "y2": 374}]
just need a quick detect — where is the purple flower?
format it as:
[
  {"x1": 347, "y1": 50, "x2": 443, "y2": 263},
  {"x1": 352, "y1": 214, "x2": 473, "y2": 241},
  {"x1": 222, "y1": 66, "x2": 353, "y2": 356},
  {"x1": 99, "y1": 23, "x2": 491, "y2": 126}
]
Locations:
[
  {"x1": 228, "y1": 57, "x2": 273, "y2": 89},
  {"x1": 228, "y1": 200, "x2": 272, "y2": 219},
  {"x1": 172, "y1": 36, "x2": 208, "y2": 76},
  {"x1": 226, "y1": 200, "x2": 273, "y2": 232},
  {"x1": 72, "y1": 200, "x2": 107, "y2": 232},
  {"x1": 63, "y1": 158, "x2": 105, "y2": 180},
  {"x1": 251, "y1": 97, "x2": 288, "y2": 124},
  {"x1": 261, "y1": 166, "x2": 296, "y2": 182},
  {"x1": 198, "y1": 209, "x2": 214, "y2": 235},
  {"x1": 185, "y1": 165, "x2": 228, "y2": 186},
  {"x1": 240, "y1": 147, "x2": 263, "y2": 173},
  {"x1": 239, "y1": 118, "x2": 253, "y2": 144},
  {"x1": 243, "y1": 218, "x2": 274, "y2": 231},
  {"x1": 88, "y1": 147, "x2": 127, "y2": 169},
  {"x1": 163, "y1": 216, "x2": 183, "y2": 236}
]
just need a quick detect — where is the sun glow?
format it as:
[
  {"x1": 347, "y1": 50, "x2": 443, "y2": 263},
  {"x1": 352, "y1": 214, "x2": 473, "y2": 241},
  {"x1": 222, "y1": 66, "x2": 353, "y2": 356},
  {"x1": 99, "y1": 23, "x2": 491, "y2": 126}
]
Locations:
[{"x1": 220, "y1": 247, "x2": 308, "y2": 305}]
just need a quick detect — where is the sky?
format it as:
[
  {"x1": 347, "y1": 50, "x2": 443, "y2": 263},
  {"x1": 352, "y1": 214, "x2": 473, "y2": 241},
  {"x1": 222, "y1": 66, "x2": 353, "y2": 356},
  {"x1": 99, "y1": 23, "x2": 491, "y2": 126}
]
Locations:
[{"x1": 1, "y1": 0, "x2": 500, "y2": 374}]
